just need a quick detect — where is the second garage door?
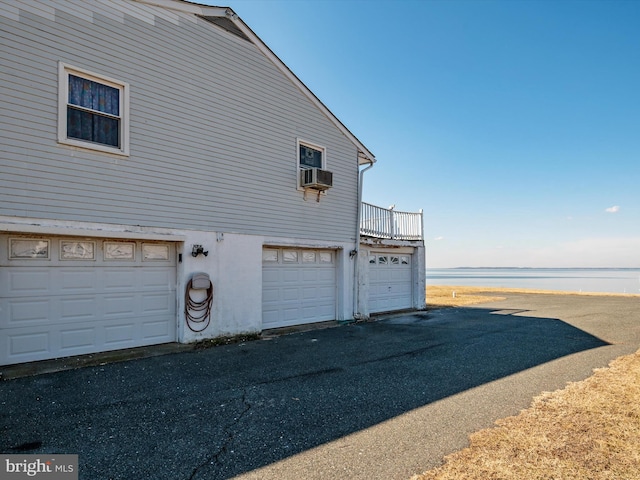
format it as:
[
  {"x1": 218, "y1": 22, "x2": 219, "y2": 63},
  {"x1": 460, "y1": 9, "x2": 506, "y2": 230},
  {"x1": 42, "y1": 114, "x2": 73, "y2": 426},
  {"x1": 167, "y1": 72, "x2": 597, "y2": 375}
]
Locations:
[{"x1": 262, "y1": 247, "x2": 337, "y2": 329}]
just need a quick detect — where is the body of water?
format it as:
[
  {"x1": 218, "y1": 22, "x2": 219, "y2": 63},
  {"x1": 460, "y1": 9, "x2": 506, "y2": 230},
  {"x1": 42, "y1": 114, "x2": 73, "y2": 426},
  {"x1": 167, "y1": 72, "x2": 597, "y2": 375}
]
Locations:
[{"x1": 427, "y1": 268, "x2": 640, "y2": 294}]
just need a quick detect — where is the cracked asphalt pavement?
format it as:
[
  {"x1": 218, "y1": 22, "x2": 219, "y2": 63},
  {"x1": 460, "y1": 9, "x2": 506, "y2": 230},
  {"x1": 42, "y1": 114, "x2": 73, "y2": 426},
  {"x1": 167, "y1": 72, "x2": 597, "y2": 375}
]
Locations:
[{"x1": 2, "y1": 294, "x2": 640, "y2": 479}]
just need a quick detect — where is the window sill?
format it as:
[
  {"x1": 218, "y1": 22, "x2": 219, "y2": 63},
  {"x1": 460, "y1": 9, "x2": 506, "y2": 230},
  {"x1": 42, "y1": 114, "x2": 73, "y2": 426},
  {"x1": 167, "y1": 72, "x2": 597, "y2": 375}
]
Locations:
[{"x1": 57, "y1": 138, "x2": 130, "y2": 157}]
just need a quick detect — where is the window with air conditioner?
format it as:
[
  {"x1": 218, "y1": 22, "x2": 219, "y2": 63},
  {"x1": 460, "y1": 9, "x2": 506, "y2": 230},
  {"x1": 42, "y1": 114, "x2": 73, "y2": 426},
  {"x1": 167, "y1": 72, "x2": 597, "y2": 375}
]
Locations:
[{"x1": 297, "y1": 139, "x2": 332, "y2": 190}]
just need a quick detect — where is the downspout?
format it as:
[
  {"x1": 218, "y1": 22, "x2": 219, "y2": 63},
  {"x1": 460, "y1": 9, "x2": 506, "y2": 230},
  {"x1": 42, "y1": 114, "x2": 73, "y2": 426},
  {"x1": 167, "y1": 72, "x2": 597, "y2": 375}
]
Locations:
[{"x1": 353, "y1": 158, "x2": 375, "y2": 320}]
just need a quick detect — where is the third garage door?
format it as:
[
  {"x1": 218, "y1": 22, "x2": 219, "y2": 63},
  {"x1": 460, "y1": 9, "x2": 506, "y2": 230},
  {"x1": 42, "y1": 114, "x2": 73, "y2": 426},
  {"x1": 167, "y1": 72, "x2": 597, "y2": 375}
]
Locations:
[{"x1": 369, "y1": 252, "x2": 413, "y2": 314}]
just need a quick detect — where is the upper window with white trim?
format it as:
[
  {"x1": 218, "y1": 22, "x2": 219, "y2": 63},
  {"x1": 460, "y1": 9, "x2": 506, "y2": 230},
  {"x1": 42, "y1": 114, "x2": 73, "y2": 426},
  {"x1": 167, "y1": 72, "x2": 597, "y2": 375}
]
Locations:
[
  {"x1": 299, "y1": 141, "x2": 325, "y2": 170},
  {"x1": 58, "y1": 63, "x2": 129, "y2": 155}
]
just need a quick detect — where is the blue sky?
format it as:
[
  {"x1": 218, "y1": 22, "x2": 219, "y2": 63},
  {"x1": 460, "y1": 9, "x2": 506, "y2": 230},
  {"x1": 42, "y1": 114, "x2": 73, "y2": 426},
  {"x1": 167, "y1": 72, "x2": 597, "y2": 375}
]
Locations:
[{"x1": 207, "y1": 0, "x2": 640, "y2": 268}]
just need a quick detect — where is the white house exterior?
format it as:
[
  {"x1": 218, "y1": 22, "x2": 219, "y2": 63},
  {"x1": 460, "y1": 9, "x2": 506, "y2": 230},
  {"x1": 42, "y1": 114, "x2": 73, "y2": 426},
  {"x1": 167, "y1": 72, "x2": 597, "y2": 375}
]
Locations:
[{"x1": 0, "y1": 0, "x2": 425, "y2": 366}]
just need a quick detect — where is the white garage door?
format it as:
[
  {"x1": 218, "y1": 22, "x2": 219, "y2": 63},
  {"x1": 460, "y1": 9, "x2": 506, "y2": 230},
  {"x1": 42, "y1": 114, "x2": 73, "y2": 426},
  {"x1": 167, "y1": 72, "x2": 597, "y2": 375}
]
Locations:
[
  {"x1": 369, "y1": 252, "x2": 413, "y2": 313},
  {"x1": 0, "y1": 235, "x2": 177, "y2": 366},
  {"x1": 262, "y1": 248, "x2": 336, "y2": 329}
]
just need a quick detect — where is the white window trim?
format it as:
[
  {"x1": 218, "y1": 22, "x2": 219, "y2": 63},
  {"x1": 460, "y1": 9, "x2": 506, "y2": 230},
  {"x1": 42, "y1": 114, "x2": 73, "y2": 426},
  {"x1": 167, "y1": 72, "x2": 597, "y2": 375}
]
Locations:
[
  {"x1": 58, "y1": 62, "x2": 130, "y2": 156},
  {"x1": 296, "y1": 138, "x2": 326, "y2": 190}
]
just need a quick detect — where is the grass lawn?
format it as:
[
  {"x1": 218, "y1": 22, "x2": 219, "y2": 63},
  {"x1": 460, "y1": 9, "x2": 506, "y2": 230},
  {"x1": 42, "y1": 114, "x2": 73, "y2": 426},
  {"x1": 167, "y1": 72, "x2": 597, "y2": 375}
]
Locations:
[{"x1": 411, "y1": 286, "x2": 640, "y2": 480}]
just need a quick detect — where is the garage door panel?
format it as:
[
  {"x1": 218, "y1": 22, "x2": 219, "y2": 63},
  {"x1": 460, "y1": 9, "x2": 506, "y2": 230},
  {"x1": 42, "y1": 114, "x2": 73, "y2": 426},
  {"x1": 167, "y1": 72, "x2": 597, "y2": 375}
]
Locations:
[
  {"x1": 60, "y1": 296, "x2": 99, "y2": 321},
  {"x1": 391, "y1": 270, "x2": 410, "y2": 282},
  {"x1": 301, "y1": 269, "x2": 321, "y2": 282},
  {"x1": 313, "y1": 302, "x2": 334, "y2": 315},
  {"x1": 262, "y1": 248, "x2": 337, "y2": 329},
  {"x1": 5, "y1": 269, "x2": 51, "y2": 295},
  {"x1": 4, "y1": 299, "x2": 50, "y2": 325},
  {"x1": 262, "y1": 287, "x2": 279, "y2": 303},
  {"x1": 141, "y1": 268, "x2": 174, "y2": 288},
  {"x1": 9, "y1": 332, "x2": 49, "y2": 357},
  {"x1": 103, "y1": 269, "x2": 137, "y2": 290},
  {"x1": 0, "y1": 236, "x2": 177, "y2": 366},
  {"x1": 104, "y1": 295, "x2": 137, "y2": 317},
  {"x1": 60, "y1": 328, "x2": 95, "y2": 350},
  {"x1": 302, "y1": 286, "x2": 319, "y2": 299},
  {"x1": 282, "y1": 269, "x2": 301, "y2": 283},
  {"x1": 282, "y1": 287, "x2": 300, "y2": 301},
  {"x1": 283, "y1": 307, "x2": 301, "y2": 322},
  {"x1": 262, "y1": 269, "x2": 280, "y2": 283},
  {"x1": 105, "y1": 323, "x2": 135, "y2": 346},
  {"x1": 301, "y1": 305, "x2": 318, "y2": 320},
  {"x1": 142, "y1": 293, "x2": 173, "y2": 314},
  {"x1": 142, "y1": 320, "x2": 173, "y2": 340},
  {"x1": 314, "y1": 285, "x2": 334, "y2": 300},
  {"x1": 262, "y1": 309, "x2": 279, "y2": 325},
  {"x1": 59, "y1": 269, "x2": 98, "y2": 291}
]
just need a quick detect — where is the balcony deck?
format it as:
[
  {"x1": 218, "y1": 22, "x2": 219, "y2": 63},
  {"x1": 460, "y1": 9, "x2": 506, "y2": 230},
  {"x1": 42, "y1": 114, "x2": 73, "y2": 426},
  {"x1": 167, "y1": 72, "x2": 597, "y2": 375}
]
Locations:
[{"x1": 360, "y1": 202, "x2": 423, "y2": 241}]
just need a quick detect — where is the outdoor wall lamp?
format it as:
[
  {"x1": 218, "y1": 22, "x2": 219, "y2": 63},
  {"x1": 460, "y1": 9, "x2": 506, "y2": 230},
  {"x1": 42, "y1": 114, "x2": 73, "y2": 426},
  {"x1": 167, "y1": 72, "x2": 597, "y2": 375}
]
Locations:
[{"x1": 191, "y1": 244, "x2": 209, "y2": 257}]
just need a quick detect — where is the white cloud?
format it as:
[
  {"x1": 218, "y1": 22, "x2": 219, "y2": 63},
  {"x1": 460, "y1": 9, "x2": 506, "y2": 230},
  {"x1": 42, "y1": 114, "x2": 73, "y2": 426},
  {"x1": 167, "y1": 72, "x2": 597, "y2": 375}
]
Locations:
[
  {"x1": 433, "y1": 236, "x2": 444, "y2": 241},
  {"x1": 605, "y1": 205, "x2": 620, "y2": 213}
]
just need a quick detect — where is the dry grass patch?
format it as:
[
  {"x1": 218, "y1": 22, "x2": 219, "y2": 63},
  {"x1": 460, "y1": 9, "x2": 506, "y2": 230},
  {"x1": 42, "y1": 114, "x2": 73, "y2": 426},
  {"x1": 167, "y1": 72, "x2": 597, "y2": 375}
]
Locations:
[
  {"x1": 411, "y1": 349, "x2": 640, "y2": 480},
  {"x1": 427, "y1": 286, "x2": 507, "y2": 307}
]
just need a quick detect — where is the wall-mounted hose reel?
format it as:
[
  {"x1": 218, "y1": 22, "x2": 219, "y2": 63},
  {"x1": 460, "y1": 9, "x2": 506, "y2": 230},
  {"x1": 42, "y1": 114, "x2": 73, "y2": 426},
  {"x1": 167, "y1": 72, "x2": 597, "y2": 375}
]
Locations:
[{"x1": 185, "y1": 272, "x2": 213, "y2": 332}]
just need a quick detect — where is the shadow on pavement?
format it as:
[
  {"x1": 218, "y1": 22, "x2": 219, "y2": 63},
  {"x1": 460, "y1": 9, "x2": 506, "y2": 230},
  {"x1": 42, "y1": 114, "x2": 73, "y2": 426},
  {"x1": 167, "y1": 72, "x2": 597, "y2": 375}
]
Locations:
[{"x1": 0, "y1": 306, "x2": 608, "y2": 479}]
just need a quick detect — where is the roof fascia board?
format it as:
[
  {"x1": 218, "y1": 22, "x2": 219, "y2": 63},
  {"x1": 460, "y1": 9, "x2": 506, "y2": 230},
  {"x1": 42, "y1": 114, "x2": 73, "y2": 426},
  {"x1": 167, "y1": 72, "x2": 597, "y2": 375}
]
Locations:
[
  {"x1": 134, "y1": 0, "x2": 227, "y2": 16},
  {"x1": 133, "y1": 0, "x2": 375, "y2": 165}
]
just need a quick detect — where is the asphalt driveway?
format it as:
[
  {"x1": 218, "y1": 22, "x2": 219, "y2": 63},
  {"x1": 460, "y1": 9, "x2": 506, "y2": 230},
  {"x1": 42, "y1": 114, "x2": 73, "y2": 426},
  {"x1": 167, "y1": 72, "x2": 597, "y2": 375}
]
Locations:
[{"x1": 1, "y1": 294, "x2": 639, "y2": 479}]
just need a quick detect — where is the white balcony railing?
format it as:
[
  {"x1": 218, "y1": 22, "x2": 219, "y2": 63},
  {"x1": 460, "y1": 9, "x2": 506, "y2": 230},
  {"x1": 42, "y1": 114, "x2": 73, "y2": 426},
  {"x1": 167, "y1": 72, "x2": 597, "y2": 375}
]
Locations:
[{"x1": 360, "y1": 202, "x2": 423, "y2": 241}]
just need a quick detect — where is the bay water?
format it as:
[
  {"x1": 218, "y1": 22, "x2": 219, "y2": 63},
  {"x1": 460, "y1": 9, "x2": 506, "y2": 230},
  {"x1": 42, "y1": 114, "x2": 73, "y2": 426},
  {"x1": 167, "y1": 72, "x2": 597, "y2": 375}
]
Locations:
[{"x1": 426, "y1": 268, "x2": 640, "y2": 294}]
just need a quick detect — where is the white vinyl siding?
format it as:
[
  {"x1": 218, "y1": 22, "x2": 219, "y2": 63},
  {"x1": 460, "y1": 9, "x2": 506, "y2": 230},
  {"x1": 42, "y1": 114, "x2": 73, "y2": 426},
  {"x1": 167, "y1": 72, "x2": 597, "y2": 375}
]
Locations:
[{"x1": 0, "y1": 2, "x2": 359, "y2": 243}]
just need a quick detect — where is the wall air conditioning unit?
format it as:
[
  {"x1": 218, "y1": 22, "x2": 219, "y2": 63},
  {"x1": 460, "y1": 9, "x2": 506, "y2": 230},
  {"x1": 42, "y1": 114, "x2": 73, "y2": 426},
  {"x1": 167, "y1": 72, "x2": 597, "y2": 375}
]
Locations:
[{"x1": 300, "y1": 168, "x2": 333, "y2": 190}]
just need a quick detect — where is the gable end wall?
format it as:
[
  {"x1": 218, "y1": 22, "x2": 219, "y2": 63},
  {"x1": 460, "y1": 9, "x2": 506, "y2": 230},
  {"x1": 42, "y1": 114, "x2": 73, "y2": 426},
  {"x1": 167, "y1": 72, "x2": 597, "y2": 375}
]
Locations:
[{"x1": 0, "y1": 0, "x2": 360, "y2": 243}]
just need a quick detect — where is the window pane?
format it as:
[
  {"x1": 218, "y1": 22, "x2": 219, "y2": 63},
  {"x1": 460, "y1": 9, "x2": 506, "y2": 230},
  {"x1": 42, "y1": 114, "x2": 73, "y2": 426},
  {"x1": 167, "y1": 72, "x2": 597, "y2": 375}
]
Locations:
[
  {"x1": 104, "y1": 242, "x2": 135, "y2": 260},
  {"x1": 300, "y1": 144, "x2": 322, "y2": 168},
  {"x1": 262, "y1": 249, "x2": 278, "y2": 262},
  {"x1": 142, "y1": 244, "x2": 169, "y2": 261},
  {"x1": 69, "y1": 74, "x2": 119, "y2": 115},
  {"x1": 302, "y1": 251, "x2": 316, "y2": 263},
  {"x1": 319, "y1": 252, "x2": 332, "y2": 263},
  {"x1": 10, "y1": 239, "x2": 50, "y2": 259},
  {"x1": 93, "y1": 114, "x2": 120, "y2": 146},
  {"x1": 391, "y1": 256, "x2": 399, "y2": 265},
  {"x1": 283, "y1": 250, "x2": 298, "y2": 262},
  {"x1": 67, "y1": 108, "x2": 120, "y2": 147},
  {"x1": 61, "y1": 241, "x2": 95, "y2": 260}
]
